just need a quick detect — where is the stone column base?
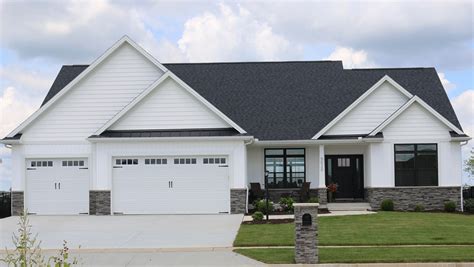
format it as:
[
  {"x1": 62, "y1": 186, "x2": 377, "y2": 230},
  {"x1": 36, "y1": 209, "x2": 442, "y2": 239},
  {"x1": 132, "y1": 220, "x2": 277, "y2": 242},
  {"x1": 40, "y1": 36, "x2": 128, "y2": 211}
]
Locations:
[
  {"x1": 11, "y1": 191, "x2": 24, "y2": 216},
  {"x1": 89, "y1": 190, "x2": 111, "y2": 215},
  {"x1": 316, "y1": 188, "x2": 327, "y2": 206},
  {"x1": 230, "y1": 189, "x2": 247, "y2": 214},
  {"x1": 366, "y1": 187, "x2": 461, "y2": 211}
]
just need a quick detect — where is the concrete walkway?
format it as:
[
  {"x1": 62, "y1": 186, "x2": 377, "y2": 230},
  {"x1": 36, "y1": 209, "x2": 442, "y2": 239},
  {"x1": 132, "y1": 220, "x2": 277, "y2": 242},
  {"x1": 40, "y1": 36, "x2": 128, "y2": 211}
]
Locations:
[
  {"x1": 0, "y1": 248, "x2": 264, "y2": 267},
  {"x1": 273, "y1": 263, "x2": 474, "y2": 267},
  {"x1": 243, "y1": 210, "x2": 376, "y2": 222}
]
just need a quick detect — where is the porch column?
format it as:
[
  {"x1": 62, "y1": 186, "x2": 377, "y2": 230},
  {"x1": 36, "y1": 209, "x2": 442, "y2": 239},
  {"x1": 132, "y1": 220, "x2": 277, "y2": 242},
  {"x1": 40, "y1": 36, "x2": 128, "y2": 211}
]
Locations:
[{"x1": 317, "y1": 145, "x2": 327, "y2": 206}]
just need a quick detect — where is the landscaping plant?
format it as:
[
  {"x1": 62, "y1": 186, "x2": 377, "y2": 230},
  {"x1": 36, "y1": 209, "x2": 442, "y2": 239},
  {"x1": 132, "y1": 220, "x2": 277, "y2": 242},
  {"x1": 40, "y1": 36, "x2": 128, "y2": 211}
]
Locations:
[
  {"x1": 279, "y1": 197, "x2": 294, "y2": 212},
  {"x1": 252, "y1": 211, "x2": 264, "y2": 221},
  {"x1": 381, "y1": 199, "x2": 394, "y2": 211},
  {"x1": 307, "y1": 197, "x2": 319, "y2": 203},
  {"x1": 444, "y1": 201, "x2": 456, "y2": 213},
  {"x1": 1, "y1": 210, "x2": 79, "y2": 267},
  {"x1": 255, "y1": 199, "x2": 274, "y2": 214},
  {"x1": 464, "y1": 199, "x2": 474, "y2": 214},
  {"x1": 414, "y1": 204, "x2": 424, "y2": 212}
]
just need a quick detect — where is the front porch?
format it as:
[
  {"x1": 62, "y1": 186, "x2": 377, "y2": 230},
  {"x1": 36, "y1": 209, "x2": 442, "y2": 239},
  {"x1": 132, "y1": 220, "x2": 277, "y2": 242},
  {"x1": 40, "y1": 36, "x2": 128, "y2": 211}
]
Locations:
[{"x1": 246, "y1": 143, "x2": 370, "y2": 207}]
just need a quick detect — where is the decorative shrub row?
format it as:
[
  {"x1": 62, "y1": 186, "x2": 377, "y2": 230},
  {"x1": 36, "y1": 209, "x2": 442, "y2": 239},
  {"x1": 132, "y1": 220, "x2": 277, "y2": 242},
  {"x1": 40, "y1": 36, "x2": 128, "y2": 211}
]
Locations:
[{"x1": 380, "y1": 199, "x2": 459, "y2": 212}]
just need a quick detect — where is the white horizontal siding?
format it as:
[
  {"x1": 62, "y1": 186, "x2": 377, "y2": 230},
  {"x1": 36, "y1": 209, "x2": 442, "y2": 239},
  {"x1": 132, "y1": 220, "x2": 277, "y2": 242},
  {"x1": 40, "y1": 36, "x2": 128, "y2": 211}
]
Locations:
[
  {"x1": 326, "y1": 81, "x2": 409, "y2": 135},
  {"x1": 384, "y1": 103, "x2": 451, "y2": 140},
  {"x1": 110, "y1": 78, "x2": 230, "y2": 130},
  {"x1": 21, "y1": 43, "x2": 163, "y2": 142}
]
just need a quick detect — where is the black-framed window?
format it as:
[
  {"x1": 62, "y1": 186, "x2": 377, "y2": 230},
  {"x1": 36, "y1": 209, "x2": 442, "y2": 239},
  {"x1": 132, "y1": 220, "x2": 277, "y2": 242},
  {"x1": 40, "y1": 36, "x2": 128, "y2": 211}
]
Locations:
[
  {"x1": 394, "y1": 144, "x2": 438, "y2": 186},
  {"x1": 265, "y1": 148, "x2": 305, "y2": 188}
]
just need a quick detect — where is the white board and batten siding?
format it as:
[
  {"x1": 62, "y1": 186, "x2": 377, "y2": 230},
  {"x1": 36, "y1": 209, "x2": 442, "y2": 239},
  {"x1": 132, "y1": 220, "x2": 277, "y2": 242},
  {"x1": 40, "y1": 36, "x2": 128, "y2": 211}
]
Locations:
[
  {"x1": 20, "y1": 43, "x2": 163, "y2": 142},
  {"x1": 383, "y1": 102, "x2": 451, "y2": 141},
  {"x1": 110, "y1": 78, "x2": 230, "y2": 130},
  {"x1": 326, "y1": 81, "x2": 409, "y2": 135}
]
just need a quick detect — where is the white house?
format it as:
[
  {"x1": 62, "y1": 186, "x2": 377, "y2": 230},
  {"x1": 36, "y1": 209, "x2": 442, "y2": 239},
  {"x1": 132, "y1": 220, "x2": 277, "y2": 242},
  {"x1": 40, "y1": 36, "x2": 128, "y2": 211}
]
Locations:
[{"x1": 2, "y1": 36, "x2": 470, "y2": 215}]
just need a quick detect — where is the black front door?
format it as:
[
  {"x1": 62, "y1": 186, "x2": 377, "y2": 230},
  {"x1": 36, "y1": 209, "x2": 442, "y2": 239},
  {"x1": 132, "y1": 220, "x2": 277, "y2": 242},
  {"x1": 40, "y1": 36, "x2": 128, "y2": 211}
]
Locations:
[{"x1": 325, "y1": 155, "x2": 364, "y2": 199}]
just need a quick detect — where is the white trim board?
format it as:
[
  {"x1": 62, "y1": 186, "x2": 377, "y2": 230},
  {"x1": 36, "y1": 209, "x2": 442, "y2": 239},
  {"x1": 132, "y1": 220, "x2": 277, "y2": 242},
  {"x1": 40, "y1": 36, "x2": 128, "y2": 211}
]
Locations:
[
  {"x1": 94, "y1": 72, "x2": 247, "y2": 135},
  {"x1": 311, "y1": 75, "x2": 413, "y2": 139},
  {"x1": 368, "y1": 95, "x2": 464, "y2": 136},
  {"x1": 6, "y1": 36, "x2": 168, "y2": 138}
]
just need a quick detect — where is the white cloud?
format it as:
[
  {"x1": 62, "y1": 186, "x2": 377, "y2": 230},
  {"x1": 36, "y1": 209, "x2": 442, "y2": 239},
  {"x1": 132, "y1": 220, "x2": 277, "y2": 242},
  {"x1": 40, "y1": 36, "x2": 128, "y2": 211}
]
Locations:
[
  {"x1": 438, "y1": 72, "x2": 456, "y2": 92},
  {"x1": 451, "y1": 90, "x2": 474, "y2": 184},
  {"x1": 0, "y1": 87, "x2": 37, "y2": 138},
  {"x1": 0, "y1": 67, "x2": 53, "y2": 93},
  {"x1": 326, "y1": 46, "x2": 376, "y2": 68},
  {"x1": 177, "y1": 4, "x2": 301, "y2": 62}
]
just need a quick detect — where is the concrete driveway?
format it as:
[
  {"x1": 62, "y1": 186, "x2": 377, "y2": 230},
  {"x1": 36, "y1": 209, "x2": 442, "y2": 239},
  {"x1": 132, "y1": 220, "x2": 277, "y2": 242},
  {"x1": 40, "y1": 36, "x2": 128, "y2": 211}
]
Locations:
[{"x1": 0, "y1": 214, "x2": 243, "y2": 250}]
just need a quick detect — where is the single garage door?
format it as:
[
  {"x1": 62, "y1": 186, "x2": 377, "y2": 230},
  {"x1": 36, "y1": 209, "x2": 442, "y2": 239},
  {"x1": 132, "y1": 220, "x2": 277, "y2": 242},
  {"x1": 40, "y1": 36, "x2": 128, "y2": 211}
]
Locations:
[
  {"x1": 26, "y1": 158, "x2": 89, "y2": 215},
  {"x1": 112, "y1": 156, "x2": 230, "y2": 214}
]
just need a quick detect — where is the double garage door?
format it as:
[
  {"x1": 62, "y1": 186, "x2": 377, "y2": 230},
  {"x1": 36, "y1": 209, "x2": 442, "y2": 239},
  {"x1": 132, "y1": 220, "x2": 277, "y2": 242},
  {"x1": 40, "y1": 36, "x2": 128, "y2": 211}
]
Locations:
[
  {"x1": 26, "y1": 155, "x2": 229, "y2": 215},
  {"x1": 112, "y1": 156, "x2": 230, "y2": 214}
]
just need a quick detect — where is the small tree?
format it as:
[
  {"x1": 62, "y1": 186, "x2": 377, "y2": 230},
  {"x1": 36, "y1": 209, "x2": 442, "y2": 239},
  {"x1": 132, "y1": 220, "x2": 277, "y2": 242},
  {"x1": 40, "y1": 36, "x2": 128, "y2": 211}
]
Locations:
[{"x1": 464, "y1": 150, "x2": 474, "y2": 184}]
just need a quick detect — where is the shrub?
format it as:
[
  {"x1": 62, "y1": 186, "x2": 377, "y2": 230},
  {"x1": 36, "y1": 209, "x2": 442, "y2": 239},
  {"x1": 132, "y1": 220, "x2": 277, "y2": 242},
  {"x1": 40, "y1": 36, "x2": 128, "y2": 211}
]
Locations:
[
  {"x1": 255, "y1": 199, "x2": 274, "y2": 214},
  {"x1": 444, "y1": 201, "x2": 456, "y2": 212},
  {"x1": 464, "y1": 199, "x2": 474, "y2": 213},
  {"x1": 307, "y1": 197, "x2": 319, "y2": 203},
  {"x1": 414, "y1": 204, "x2": 425, "y2": 212},
  {"x1": 381, "y1": 199, "x2": 394, "y2": 211},
  {"x1": 252, "y1": 211, "x2": 264, "y2": 221},
  {"x1": 279, "y1": 197, "x2": 294, "y2": 212}
]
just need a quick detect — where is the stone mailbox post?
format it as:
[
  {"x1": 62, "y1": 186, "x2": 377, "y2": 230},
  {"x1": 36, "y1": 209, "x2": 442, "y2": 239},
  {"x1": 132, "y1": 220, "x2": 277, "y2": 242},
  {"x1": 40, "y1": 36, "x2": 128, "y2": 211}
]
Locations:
[{"x1": 294, "y1": 203, "x2": 319, "y2": 264}]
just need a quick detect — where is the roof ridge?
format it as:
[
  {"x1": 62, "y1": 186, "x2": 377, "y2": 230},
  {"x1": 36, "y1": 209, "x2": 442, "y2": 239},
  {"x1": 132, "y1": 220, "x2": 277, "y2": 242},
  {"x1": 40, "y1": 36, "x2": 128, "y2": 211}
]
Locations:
[
  {"x1": 349, "y1": 67, "x2": 434, "y2": 71},
  {"x1": 162, "y1": 60, "x2": 342, "y2": 65}
]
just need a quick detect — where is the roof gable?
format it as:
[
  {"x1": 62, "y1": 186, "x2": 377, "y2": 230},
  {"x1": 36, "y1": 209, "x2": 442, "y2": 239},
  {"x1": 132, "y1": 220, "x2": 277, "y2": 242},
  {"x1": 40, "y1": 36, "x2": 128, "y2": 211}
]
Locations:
[
  {"x1": 95, "y1": 73, "x2": 246, "y2": 134},
  {"x1": 6, "y1": 36, "x2": 168, "y2": 138}
]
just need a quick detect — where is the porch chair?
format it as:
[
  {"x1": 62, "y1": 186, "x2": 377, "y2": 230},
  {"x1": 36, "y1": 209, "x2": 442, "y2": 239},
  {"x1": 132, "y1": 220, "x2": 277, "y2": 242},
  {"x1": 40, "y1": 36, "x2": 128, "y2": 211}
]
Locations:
[
  {"x1": 249, "y1": 182, "x2": 265, "y2": 203},
  {"x1": 299, "y1": 182, "x2": 311, "y2": 202}
]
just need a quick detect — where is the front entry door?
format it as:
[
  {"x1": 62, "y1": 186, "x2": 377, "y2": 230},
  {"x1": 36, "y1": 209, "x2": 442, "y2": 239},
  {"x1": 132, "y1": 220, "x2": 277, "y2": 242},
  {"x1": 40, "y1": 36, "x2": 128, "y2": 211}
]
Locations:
[{"x1": 325, "y1": 155, "x2": 364, "y2": 199}]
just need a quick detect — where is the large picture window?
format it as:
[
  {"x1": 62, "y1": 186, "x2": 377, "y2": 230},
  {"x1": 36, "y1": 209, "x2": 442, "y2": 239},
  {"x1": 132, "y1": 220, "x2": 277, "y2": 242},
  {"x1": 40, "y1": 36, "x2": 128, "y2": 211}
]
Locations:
[
  {"x1": 394, "y1": 144, "x2": 438, "y2": 186},
  {"x1": 265, "y1": 148, "x2": 305, "y2": 188}
]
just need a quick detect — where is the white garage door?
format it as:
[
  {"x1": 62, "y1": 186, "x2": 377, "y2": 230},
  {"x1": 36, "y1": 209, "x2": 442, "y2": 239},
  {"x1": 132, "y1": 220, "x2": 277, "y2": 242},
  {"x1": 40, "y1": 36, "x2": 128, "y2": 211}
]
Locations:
[
  {"x1": 26, "y1": 158, "x2": 89, "y2": 215},
  {"x1": 112, "y1": 156, "x2": 230, "y2": 214}
]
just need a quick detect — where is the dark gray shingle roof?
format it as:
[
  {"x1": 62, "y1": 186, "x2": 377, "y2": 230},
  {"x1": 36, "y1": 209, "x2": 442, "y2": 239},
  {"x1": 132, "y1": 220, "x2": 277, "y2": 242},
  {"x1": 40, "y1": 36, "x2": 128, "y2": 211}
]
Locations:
[
  {"x1": 40, "y1": 61, "x2": 462, "y2": 140},
  {"x1": 90, "y1": 128, "x2": 244, "y2": 138}
]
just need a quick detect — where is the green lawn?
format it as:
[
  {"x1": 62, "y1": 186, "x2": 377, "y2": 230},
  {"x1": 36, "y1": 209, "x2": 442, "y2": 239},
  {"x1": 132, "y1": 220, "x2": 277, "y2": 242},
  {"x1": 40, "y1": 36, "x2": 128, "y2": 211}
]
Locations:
[
  {"x1": 234, "y1": 212, "x2": 474, "y2": 247},
  {"x1": 235, "y1": 246, "x2": 474, "y2": 264}
]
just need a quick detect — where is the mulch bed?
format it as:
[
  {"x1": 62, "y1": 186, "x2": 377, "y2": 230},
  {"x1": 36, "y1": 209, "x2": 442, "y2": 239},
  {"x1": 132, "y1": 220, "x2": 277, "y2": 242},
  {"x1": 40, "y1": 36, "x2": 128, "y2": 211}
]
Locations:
[{"x1": 242, "y1": 218, "x2": 295, "y2": 225}]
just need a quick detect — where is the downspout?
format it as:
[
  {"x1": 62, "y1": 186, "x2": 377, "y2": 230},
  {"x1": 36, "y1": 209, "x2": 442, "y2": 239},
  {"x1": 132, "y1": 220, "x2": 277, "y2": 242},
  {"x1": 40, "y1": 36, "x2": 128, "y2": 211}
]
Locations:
[
  {"x1": 460, "y1": 140, "x2": 469, "y2": 212},
  {"x1": 243, "y1": 138, "x2": 256, "y2": 214}
]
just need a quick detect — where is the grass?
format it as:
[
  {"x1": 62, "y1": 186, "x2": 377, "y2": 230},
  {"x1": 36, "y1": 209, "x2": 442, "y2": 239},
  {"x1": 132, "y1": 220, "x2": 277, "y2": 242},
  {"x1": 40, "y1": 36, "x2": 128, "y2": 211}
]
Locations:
[
  {"x1": 234, "y1": 212, "x2": 474, "y2": 247},
  {"x1": 235, "y1": 246, "x2": 474, "y2": 264}
]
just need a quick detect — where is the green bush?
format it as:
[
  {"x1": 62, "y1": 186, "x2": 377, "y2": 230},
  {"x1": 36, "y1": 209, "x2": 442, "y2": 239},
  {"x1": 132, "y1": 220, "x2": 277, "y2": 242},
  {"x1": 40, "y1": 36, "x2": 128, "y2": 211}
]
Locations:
[
  {"x1": 255, "y1": 199, "x2": 274, "y2": 214},
  {"x1": 279, "y1": 197, "x2": 294, "y2": 212},
  {"x1": 252, "y1": 211, "x2": 264, "y2": 221},
  {"x1": 444, "y1": 201, "x2": 456, "y2": 212},
  {"x1": 307, "y1": 197, "x2": 319, "y2": 203},
  {"x1": 381, "y1": 199, "x2": 394, "y2": 211},
  {"x1": 414, "y1": 204, "x2": 425, "y2": 212},
  {"x1": 464, "y1": 199, "x2": 474, "y2": 213}
]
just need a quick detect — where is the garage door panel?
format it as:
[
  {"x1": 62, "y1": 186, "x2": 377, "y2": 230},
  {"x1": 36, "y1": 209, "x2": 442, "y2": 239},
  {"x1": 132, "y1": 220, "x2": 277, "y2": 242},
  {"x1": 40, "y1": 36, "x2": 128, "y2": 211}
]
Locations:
[
  {"x1": 26, "y1": 159, "x2": 89, "y2": 215},
  {"x1": 112, "y1": 156, "x2": 230, "y2": 214}
]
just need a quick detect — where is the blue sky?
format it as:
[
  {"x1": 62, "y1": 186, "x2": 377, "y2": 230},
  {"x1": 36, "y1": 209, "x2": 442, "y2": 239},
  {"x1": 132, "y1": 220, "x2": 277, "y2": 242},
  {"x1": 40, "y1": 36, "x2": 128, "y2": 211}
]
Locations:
[{"x1": 0, "y1": 0, "x2": 473, "y2": 189}]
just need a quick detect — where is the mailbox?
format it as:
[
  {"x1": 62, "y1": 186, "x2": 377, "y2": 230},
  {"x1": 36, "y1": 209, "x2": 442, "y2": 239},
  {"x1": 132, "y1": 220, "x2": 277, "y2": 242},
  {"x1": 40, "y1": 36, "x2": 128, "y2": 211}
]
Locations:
[{"x1": 302, "y1": 213, "x2": 312, "y2": 226}]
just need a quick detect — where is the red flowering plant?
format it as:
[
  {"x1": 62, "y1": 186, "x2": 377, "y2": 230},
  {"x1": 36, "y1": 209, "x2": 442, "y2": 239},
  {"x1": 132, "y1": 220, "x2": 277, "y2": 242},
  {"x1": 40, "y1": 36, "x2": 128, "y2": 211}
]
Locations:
[{"x1": 327, "y1": 183, "x2": 338, "y2": 193}]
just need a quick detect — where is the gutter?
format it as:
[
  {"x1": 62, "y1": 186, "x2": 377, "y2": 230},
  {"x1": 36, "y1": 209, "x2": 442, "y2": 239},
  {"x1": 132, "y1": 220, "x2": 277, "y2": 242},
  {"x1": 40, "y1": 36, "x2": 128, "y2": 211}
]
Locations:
[
  {"x1": 252, "y1": 137, "x2": 383, "y2": 146},
  {"x1": 87, "y1": 135, "x2": 255, "y2": 143}
]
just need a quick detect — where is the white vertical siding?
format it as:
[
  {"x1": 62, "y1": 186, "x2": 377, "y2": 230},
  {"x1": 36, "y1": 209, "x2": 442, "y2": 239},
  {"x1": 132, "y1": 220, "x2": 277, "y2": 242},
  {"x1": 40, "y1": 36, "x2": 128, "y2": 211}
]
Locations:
[
  {"x1": 110, "y1": 78, "x2": 230, "y2": 130},
  {"x1": 326, "y1": 81, "x2": 409, "y2": 135},
  {"x1": 383, "y1": 103, "x2": 451, "y2": 141},
  {"x1": 21, "y1": 43, "x2": 163, "y2": 142}
]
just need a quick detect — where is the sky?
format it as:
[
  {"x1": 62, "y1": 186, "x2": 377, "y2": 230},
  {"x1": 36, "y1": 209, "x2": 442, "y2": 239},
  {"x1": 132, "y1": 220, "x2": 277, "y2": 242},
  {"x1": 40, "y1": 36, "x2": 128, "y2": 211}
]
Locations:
[{"x1": 0, "y1": 0, "x2": 473, "y2": 190}]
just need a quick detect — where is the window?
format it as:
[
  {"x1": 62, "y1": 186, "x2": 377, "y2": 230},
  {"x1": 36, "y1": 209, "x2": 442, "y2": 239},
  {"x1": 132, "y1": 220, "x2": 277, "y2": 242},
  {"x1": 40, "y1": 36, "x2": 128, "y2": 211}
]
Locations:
[
  {"x1": 337, "y1": 158, "x2": 350, "y2": 167},
  {"x1": 203, "y1": 157, "x2": 226, "y2": 165},
  {"x1": 62, "y1": 160, "x2": 85, "y2": 167},
  {"x1": 31, "y1": 161, "x2": 53, "y2": 167},
  {"x1": 265, "y1": 148, "x2": 305, "y2": 188},
  {"x1": 115, "y1": 159, "x2": 138, "y2": 165},
  {"x1": 174, "y1": 158, "x2": 197, "y2": 165},
  {"x1": 144, "y1": 158, "x2": 168, "y2": 165},
  {"x1": 395, "y1": 144, "x2": 438, "y2": 186}
]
